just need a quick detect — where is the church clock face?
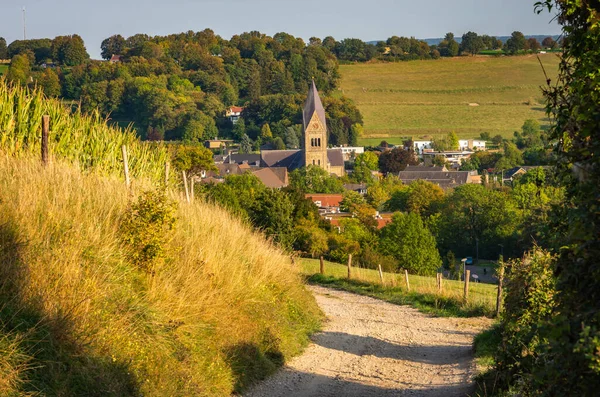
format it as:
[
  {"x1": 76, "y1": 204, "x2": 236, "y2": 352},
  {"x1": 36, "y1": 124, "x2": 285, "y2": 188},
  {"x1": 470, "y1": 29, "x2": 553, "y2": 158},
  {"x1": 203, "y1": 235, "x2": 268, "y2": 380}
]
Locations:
[{"x1": 311, "y1": 122, "x2": 320, "y2": 130}]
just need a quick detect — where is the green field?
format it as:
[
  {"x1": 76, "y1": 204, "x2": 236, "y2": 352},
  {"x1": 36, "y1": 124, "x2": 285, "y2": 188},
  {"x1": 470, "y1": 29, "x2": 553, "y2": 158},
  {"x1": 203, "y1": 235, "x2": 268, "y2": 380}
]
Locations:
[
  {"x1": 338, "y1": 54, "x2": 560, "y2": 145},
  {"x1": 301, "y1": 258, "x2": 497, "y2": 317},
  {"x1": 0, "y1": 65, "x2": 8, "y2": 75}
]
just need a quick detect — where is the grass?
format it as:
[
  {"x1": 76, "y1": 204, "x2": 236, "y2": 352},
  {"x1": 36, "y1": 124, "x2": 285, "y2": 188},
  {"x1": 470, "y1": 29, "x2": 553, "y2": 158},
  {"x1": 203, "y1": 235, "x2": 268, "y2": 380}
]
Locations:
[
  {"x1": 0, "y1": 155, "x2": 321, "y2": 393},
  {"x1": 338, "y1": 54, "x2": 560, "y2": 145},
  {"x1": 301, "y1": 258, "x2": 497, "y2": 317},
  {"x1": 473, "y1": 324, "x2": 503, "y2": 396},
  {"x1": 0, "y1": 65, "x2": 7, "y2": 76}
]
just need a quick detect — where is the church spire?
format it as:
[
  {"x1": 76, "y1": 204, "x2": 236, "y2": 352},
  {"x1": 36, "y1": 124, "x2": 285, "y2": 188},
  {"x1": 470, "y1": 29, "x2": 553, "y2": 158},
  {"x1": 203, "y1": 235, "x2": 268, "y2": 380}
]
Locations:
[{"x1": 302, "y1": 80, "x2": 327, "y2": 132}]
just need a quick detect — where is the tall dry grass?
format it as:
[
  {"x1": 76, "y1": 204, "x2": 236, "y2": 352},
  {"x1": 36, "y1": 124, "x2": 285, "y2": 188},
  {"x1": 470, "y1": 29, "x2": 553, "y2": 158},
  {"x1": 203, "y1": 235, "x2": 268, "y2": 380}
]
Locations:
[
  {"x1": 0, "y1": 155, "x2": 321, "y2": 396},
  {"x1": 0, "y1": 78, "x2": 169, "y2": 183}
]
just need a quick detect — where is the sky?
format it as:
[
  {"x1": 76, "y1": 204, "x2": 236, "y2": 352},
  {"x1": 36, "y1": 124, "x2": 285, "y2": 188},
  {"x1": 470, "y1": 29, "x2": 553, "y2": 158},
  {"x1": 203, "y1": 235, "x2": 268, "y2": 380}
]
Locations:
[{"x1": 1, "y1": 0, "x2": 561, "y2": 59}]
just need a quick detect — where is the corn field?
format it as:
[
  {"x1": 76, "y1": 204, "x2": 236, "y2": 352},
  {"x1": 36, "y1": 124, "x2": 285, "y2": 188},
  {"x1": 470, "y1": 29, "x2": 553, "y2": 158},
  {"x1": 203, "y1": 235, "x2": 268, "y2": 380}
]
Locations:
[{"x1": 0, "y1": 78, "x2": 169, "y2": 183}]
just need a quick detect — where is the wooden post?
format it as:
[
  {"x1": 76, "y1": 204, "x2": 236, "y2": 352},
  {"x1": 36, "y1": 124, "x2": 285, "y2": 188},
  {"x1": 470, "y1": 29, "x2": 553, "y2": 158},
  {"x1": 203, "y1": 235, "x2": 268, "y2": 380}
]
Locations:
[
  {"x1": 189, "y1": 177, "x2": 194, "y2": 202},
  {"x1": 378, "y1": 265, "x2": 384, "y2": 285},
  {"x1": 464, "y1": 270, "x2": 471, "y2": 302},
  {"x1": 121, "y1": 145, "x2": 130, "y2": 188},
  {"x1": 41, "y1": 115, "x2": 49, "y2": 165},
  {"x1": 437, "y1": 273, "x2": 443, "y2": 292},
  {"x1": 404, "y1": 269, "x2": 410, "y2": 291},
  {"x1": 496, "y1": 265, "x2": 505, "y2": 317},
  {"x1": 347, "y1": 254, "x2": 352, "y2": 279},
  {"x1": 164, "y1": 162, "x2": 170, "y2": 188},
  {"x1": 182, "y1": 171, "x2": 190, "y2": 203},
  {"x1": 319, "y1": 256, "x2": 325, "y2": 275}
]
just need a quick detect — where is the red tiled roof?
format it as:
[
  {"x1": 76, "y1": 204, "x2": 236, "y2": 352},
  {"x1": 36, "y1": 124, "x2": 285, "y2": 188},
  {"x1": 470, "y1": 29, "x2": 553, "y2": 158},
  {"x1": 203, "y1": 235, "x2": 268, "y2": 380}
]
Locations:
[
  {"x1": 229, "y1": 106, "x2": 244, "y2": 113},
  {"x1": 305, "y1": 194, "x2": 343, "y2": 208}
]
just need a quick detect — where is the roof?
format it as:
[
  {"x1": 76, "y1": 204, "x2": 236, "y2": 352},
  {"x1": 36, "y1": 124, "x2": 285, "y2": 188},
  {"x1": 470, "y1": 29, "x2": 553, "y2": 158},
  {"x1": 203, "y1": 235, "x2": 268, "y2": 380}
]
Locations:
[
  {"x1": 252, "y1": 167, "x2": 288, "y2": 189},
  {"x1": 303, "y1": 80, "x2": 327, "y2": 131},
  {"x1": 327, "y1": 149, "x2": 344, "y2": 167},
  {"x1": 343, "y1": 183, "x2": 367, "y2": 192},
  {"x1": 229, "y1": 106, "x2": 244, "y2": 113},
  {"x1": 260, "y1": 149, "x2": 344, "y2": 171},
  {"x1": 229, "y1": 153, "x2": 261, "y2": 165},
  {"x1": 398, "y1": 170, "x2": 472, "y2": 189},
  {"x1": 504, "y1": 167, "x2": 526, "y2": 179},
  {"x1": 305, "y1": 194, "x2": 344, "y2": 208},
  {"x1": 109, "y1": 54, "x2": 121, "y2": 62},
  {"x1": 215, "y1": 163, "x2": 243, "y2": 177},
  {"x1": 404, "y1": 164, "x2": 448, "y2": 172}
]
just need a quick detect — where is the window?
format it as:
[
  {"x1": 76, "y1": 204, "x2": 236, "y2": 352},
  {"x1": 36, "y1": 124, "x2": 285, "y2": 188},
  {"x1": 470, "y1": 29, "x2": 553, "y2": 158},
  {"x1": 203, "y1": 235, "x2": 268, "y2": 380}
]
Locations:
[
  {"x1": 317, "y1": 138, "x2": 321, "y2": 147},
  {"x1": 318, "y1": 159, "x2": 321, "y2": 166},
  {"x1": 312, "y1": 159, "x2": 315, "y2": 165}
]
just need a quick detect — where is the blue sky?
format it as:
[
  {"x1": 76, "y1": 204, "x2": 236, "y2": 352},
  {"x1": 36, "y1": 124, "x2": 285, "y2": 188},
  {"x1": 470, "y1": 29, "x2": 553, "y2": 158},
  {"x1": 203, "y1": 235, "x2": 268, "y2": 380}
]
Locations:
[{"x1": 1, "y1": 0, "x2": 561, "y2": 59}]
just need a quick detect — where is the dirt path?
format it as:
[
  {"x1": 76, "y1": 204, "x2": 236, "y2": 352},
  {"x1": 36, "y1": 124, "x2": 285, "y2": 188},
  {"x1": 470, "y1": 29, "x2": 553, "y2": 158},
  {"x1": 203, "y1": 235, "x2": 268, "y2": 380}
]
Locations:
[{"x1": 245, "y1": 286, "x2": 492, "y2": 397}]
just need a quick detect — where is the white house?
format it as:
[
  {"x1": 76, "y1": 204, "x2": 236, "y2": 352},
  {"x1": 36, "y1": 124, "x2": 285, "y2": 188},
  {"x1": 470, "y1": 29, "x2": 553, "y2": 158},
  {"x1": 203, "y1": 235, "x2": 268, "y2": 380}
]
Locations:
[
  {"x1": 337, "y1": 146, "x2": 365, "y2": 161},
  {"x1": 413, "y1": 141, "x2": 433, "y2": 154},
  {"x1": 458, "y1": 139, "x2": 486, "y2": 151},
  {"x1": 225, "y1": 106, "x2": 244, "y2": 124}
]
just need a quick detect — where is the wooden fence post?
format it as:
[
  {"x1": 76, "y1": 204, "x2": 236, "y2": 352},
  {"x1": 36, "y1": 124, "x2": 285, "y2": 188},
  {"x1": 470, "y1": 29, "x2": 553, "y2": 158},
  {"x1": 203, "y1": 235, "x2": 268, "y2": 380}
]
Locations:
[
  {"x1": 182, "y1": 171, "x2": 190, "y2": 203},
  {"x1": 437, "y1": 273, "x2": 443, "y2": 292},
  {"x1": 189, "y1": 177, "x2": 194, "y2": 202},
  {"x1": 320, "y1": 256, "x2": 325, "y2": 275},
  {"x1": 347, "y1": 254, "x2": 352, "y2": 279},
  {"x1": 496, "y1": 265, "x2": 505, "y2": 317},
  {"x1": 164, "y1": 162, "x2": 170, "y2": 188},
  {"x1": 404, "y1": 269, "x2": 410, "y2": 291},
  {"x1": 464, "y1": 269, "x2": 471, "y2": 302},
  {"x1": 121, "y1": 145, "x2": 130, "y2": 188},
  {"x1": 41, "y1": 115, "x2": 49, "y2": 165},
  {"x1": 378, "y1": 265, "x2": 384, "y2": 285}
]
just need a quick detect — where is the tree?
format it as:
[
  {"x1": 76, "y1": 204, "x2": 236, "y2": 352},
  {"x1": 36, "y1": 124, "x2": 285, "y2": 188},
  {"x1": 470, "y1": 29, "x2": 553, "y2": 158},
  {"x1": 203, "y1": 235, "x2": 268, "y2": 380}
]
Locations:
[
  {"x1": 447, "y1": 131, "x2": 459, "y2": 150},
  {"x1": 293, "y1": 220, "x2": 329, "y2": 257},
  {"x1": 340, "y1": 190, "x2": 366, "y2": 212},
  {"x1": 284, "y1": 126, "x2": 299, "y2": 149},
  {"x1": 379, "y1": 212, "x2": 442, "y2": 275},
  {"x1": 100, "y1": 34, "x2": 126, "y2": 60},
  {"x1": 505, "y1": 31, "x2": 526, "y2": 54},
  {"x1": 260, "y1": 123, "x2": 273, "y2": 140},
  {"x1": 0, "y1": 37, "x2": 7, "y2": 59},
  {"x1": 289, "y1": 166, "x2": 344, "y2": 193},
  {"x1": 542, "y1": 36, "x2": 556, "y2": 49},
  {"x1": 352, "y1": 151, "x2": 379, "y2": 183},
  {"x1": 6, "y1": 54, "x2": 31, "y2": 85},
  {"x1": 438, "y1": 33, "x2": 459, "y2": 57},
  {"x1": 495, "y1": 141, "x2": 523, "y2": 170},
  {"x1": 171, "y1": 145, "x2": 217, "y2": 177},
  {"x1": 240, "y1": 134, "x2": 253, "y2": 153},
  {"x1": 248, "y1": 188, "x2": 294, "y2": 248},
  {"x1": 460, "y1": 32, "x2": 484, "y2": 56},
  {"x1": 232, "y1": 118, "x2": 246, "y2": 141},
  {"x1": 480, "y1": 131, "x2": 491, "y2": 141},
  {"x1": 527, "y1": 38, "x2": 542, "y2": 52},
  {"x1": 378, "y1": 147, "x2": 418, "y2": 174},
  {"x1": 38, "y1": 68, "x2": 61, "y2": 97},
  {"x1": 51, "y1": 35, "x2": 89, "y2": 66},
  {"x1": 272, "y1": 136, "x2": 286, "y2": 150},
  {"x1": 492, "y1": 134, "x2": 504, "y2": 145}
]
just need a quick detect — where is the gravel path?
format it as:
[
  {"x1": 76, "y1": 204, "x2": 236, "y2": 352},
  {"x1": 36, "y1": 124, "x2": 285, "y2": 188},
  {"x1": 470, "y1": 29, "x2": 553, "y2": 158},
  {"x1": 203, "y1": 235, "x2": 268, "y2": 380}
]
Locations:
[{"x1": 245, "y1": 285, "x2": 492, "y2": 397}]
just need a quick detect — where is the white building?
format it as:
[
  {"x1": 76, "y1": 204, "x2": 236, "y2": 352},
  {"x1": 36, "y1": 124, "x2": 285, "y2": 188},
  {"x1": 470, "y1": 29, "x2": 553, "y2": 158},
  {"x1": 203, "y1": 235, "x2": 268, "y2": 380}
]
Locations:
[
  {"x1": 337, "y1": 146, "x2": 365, "y2": 161},
  {"x1": 413, "y1": 141, "x2": 433, "y2": 154},
  {"x1": 225, "y1": 106, "x2": 244, "y2": 124},
  {"x1": 458, "y1": 139, "x2": 486, "y2": 151}
]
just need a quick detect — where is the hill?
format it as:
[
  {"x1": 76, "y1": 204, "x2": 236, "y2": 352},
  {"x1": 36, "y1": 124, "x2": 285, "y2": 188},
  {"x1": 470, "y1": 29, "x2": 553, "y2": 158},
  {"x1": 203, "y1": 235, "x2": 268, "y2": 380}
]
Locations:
[
  {"x1": 0, "y1": 81, "x2": 321, "y2": 396},
  {"x1": 338, "y1": 54, "x2": 560, "y2": 146}
]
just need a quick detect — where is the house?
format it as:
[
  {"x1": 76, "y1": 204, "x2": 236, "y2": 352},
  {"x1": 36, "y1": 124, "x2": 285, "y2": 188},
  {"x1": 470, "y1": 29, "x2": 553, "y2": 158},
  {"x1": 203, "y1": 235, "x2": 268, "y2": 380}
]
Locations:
[
  {"x1": 259, "y1": 81, "x2": 345, "y2": 177},
  {"x1": 226, "y1": 106, "x2": 244, "y2": 124},
  {"x1": 109, "y1": 54, "x2": 122, "y2": 63},
  {"x1": 324, "y1": 212, "x2": 393, "y2": 230},
  {"x1": 422, "y1": 150, "x2": 473, "y2": 168},
  {"x1": 251, "y1": 167, "x2": 289, "y2": 189},
  {"x1": 398, "y1": 165, "x2": 480, "y2": 189},
  {"x1": 502, "y1": 166, "x2": 549, "y2": 184},
  {"x1": 337, "y1": 146, "x2": 365, "y2": 161},
  {"x1": 458, "y1": 139, "x2": 486, "y2": 151},
  {"x1": 228, "y1": 153, "x2": 261, "y2": 166},
  {"x1": 343, "y1": 183, "x2": 368, "y2": 195},
  {"x1": 205, "y1": 139, "x2": 234, "y2": 150},
  {"x1": 305, "y1": 193, "x2": 344, "y2": 213},
  {"x1": 413, "y1": 140, "x2": 433, "y2": 154}
]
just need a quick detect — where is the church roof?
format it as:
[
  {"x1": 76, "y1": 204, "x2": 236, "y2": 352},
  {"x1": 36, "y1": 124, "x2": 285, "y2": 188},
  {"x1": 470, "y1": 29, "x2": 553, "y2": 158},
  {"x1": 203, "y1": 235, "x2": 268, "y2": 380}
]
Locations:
[
  {"x1": 260, "y1": 148, "x2": 344, "y2": 171},
  {"x1": 303, "y1": 80, "x2": 327, "y2": 131}
]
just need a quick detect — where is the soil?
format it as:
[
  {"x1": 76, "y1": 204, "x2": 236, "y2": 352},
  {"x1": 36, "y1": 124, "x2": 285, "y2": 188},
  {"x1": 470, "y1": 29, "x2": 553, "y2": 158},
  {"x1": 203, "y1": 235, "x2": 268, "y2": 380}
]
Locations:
[{"x1": 245, "y1": 285, "x2": 492, "y2": 397}]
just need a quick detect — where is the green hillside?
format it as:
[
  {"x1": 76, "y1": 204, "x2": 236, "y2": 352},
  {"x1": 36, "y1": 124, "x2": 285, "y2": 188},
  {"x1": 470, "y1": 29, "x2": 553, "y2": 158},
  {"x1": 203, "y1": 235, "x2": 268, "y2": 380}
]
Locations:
[{"x1": 338, "y1": 54, "x2": 560, "y2": 145}]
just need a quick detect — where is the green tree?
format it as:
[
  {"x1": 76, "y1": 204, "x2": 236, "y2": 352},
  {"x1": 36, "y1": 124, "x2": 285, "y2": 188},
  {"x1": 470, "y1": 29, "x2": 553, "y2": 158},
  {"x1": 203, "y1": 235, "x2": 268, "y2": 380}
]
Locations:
[
  {"x1": 38, "y1": 68, "x2": 61, "y2": 97},
  {"x1": 352, "y1": 151, "x2": 379, "y2": 183},
  {"x1": 6, "y1": 54, "x2": 30, "y2": 85},
  {"x1": 284, "y1": 126, "x2": 300, "y2": 149},
  {"x1": 232, "y1": 118, "x2": 246, "y2": 141},
  {"x1": 171, "y1": 145, "x2": 217, "y2": 177},
  {"x1": 542, "y1": 36, "x2": 556, "y2": 49},
  {"x1": 260, "y1": 123, "x2": 273, "y2": 140},
  {"x1": 293, "y1": 220, "x2": 329, "y2": 257},
  {"x1": 505, "y1": 31, "x2": 526, "y2": 54},
  {"x1": 240, "y1": 134, "x2": 253, "y2": 153},
  {"x1": 378, "y1": 147, "x2": 417, "y2": 174},
  {"x1": 100, "y1": 34, "x2": 126, "y2": 60},
  {"x1": 460, "y1": 32, "x2": 484, "y2": 55},
  {"x1": 51, "y1": 35, "x2": 89, "y2": 66},
  {"x1": 527, "y1": 37, "x2": 542, "y2": 52},
  {"x1": 272, "y1": 136, "x2": 286, "y2": 150},
  {"x1": 447, "y1": 131, "x2": 459, "y2": 150},
  {"x1": 379, "y1": 212, "x2": 442, "y2": 275},
  {"x1": 340, "y1": 190, "x2": 366, "y2": 212},
  {"x1": 0, "y1": 37, "x2": 7, "y2": 59},
  {"x1": 248, "y1": 188, "x2": 294, "y2": 248},
  {"x1": 290, "y1": 166, "x2": 344, "y2": 193}
]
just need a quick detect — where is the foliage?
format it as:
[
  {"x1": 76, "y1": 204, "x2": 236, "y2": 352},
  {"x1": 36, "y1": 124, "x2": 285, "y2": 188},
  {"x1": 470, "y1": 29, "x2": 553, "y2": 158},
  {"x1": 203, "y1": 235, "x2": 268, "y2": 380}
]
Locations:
[
  {"x1": 340, "y1": 190, "x2": 366, "y2": 212},
  {"x1": 120, "y1": 189, "x2": 177, "y2": 273},
  {"x1": 0, "y1": 37, "x2": 7, "y2": 59},
  {"x1": 505, "y1": 31, "x2": 527, "y2": 54},
  {"x1": 378, "y1": 147, "x2": 418, "y2": 174},
  {"x1": 379, "y1": 212, "x2": 442, "y2": 275},
  {"x1": 351, "y1": 151, "x2": 378, "y2": 183},
  {"x1": 289, "y1": 166, "x2": 344, "y2": 193},
  {"x1": 6, "y1": 55, "x2": 30, "y2": 85},
  {"x1": 171, "y1": 145, "x2": 217, "y2": 177},
  {"x1": 460, "y1": 32, "x2": 484, "y2": 56}
]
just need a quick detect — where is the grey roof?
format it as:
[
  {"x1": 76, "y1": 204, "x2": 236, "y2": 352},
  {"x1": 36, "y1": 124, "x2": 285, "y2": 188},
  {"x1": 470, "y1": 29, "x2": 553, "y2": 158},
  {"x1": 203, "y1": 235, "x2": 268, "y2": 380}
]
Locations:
[
  {"x1": 404, "y1": 164, "x2": 448, "y2": 172},
  {"x1": 260, "y1": 148, "x2": 344, "y2": 171},
  {"x1": 327, "y1": 149, "x2": 344, "y2": 167},
  {"x1": 303, "y1": 80, "x2": 327, "y2": 131},
  {"x1": 229, "y1": 153, "x2": 261, "y2": 165},
  {"x1": 398, "y1": 170, "x2": 471, "y2": 189},
  {"x1": 343, "y1": 183, "x2": 367, "y2": 192},
  {"x1": 252, "y1": 168, "x2": 288, "y2": 189}
]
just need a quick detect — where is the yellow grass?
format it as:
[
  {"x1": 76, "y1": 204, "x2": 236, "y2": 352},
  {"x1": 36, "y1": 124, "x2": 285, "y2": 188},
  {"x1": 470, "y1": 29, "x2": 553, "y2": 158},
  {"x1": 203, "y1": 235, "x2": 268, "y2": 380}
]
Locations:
[
  {"x1": 339, "y1": 55, "x2": 560, "y2": 144},
  {"x1": 0, "y1": 156, "x2": 321, "y2": 396}
]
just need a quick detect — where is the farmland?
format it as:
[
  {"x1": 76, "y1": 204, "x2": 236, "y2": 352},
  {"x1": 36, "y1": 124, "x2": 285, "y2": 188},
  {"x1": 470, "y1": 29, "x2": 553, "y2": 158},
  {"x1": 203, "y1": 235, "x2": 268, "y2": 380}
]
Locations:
[{"x1": 338, "y1": 54, "x2": 560, "y2": 146}]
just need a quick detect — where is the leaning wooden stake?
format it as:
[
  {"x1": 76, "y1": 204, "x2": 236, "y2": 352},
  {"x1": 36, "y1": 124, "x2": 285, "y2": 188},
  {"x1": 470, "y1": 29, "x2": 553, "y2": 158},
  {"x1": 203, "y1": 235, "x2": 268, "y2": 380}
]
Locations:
[
  {"x1": 121, "y1": 145, "x2": 130, "y2": 188},
  {"x1": 164, "y1": 162, "x2": 170, "y2": 188},
  {"x1": 464, "y1": 270, "x2": 471, "y2": 302},
  {"x1": 182, "y1": 171, "x2": 190, "y2": 203},
  {"x1": 378, "y1": 265, "x2": 384, "y2": 285},
  {"x1": 41, "y1": 115, "x2": 49, "y2": 165},
  {"x1": 437, "y1": 273, "x2": 443, "y2": 292},
  {"x1": 189, "y1": 177, "x2": 195, "y2": 202},
  {"x1": 404, "y1": 269, "x2": 410, "y2": 291},
  {"x1": 320, "y1": 256, "x2": 325, "y2": 275},
  {"x1": 347, "y1": 254, "x2": 352, "y2": 279},
  {"x1": 496, "y1": 265, "x2": 505, "y2": 317}
]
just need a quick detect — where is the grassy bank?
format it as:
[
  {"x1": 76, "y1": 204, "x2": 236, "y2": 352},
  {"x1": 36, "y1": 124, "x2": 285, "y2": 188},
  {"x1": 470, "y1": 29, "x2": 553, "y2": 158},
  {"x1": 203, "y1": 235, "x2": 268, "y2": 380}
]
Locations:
[
  {"x1": 301, "y1": 258, "x2": 497, "y2": 317},
  {"x1": 0, "y1": 157, "x2": 321, "y2": 396},
  {"x1": 338, "y1": 55, "x2": 560, "y2": 144}
]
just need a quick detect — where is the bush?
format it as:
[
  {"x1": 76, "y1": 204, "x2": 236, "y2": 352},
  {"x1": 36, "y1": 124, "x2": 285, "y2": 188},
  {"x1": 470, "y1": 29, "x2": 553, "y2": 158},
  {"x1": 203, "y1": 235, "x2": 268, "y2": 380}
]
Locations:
[{"x1": 120, "y1": 189, "x2": 177, "y2": 273}]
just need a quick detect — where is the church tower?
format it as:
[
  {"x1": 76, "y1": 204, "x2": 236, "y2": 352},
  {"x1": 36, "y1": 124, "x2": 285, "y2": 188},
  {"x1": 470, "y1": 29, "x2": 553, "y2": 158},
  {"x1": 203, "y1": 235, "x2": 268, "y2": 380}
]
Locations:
[{"x1": 303, "y1": 80, "x2": 329, "y2": 172}]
